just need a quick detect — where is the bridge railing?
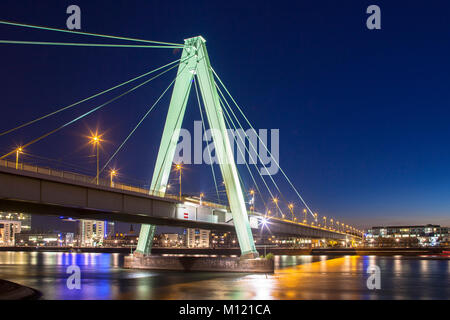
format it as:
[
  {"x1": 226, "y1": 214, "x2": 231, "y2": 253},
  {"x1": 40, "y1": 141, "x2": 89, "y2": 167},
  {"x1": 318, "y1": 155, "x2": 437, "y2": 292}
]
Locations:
[
  {"x1": 249, "y1": 211, "x2": 362, "y2": 238},
  {"x1": 0, "y1": 159, "x2": 179, "y2": 201}
]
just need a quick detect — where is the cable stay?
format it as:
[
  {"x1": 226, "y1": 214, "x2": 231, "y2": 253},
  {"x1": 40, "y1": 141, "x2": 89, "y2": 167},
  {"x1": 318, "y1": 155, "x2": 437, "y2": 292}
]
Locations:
[
  {"x1": 220, "y1": 97, "x2": 267, "y2": 209},
  {"x1": 221, "y1": 93, "x2": 291, "y2": 219},
  {"x1": 217, "y1": 86, "x2": 286, "y2": 217},
  {"x1": 220, "y1": 95, "x2": 279, "y2": 216},
  {"x1": 211, "y1": 67, "x2": 316, "y2": 219},
  {"x1": 0, "y1": 40, "x2": 183, "y2": 49},
  {"x1": 0, "y1": 59, "x2": 182, "y2": 137},
  {"x1": 98, "y1": 68, "x2": 185, "y2": 177},
  {"x1": 0, "y1": 58, "x2": 188, "y2": 161},
  {"x1": 193, "y1": 76, "x2": 221, "y2": 204},
  {"x1": 0, "y1": 20, "x2": 183, "y2": 46}
]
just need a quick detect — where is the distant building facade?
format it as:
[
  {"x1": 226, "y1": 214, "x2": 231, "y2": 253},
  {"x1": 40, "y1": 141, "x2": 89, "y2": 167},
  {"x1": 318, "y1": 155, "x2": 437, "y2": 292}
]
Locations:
[
  {"x1": 0, "y1": 212, "x2": 31, "y2": 232},
  {"x1": 0, "y1": 220, "x2": 21, "y2": 246},
  {"x1": 186, "y1": 228, "x2": 210, "y2": 248},
  {"x1": 15, "y1": 233, "x2": 62, "y2": 246},
  {"x1": 157, "y1": 233, "x2": 183, "y2": 247},
  {"x1": 78, "y1": 220, "x2": 107, "y2": 246},
  {"x1": 366, "y1": 224, "x2": 449, "y2": 247}
]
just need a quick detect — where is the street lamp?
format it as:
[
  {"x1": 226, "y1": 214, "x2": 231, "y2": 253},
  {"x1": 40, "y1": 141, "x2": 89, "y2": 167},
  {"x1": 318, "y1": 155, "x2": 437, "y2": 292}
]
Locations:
[
  {"x1": 175, "y1": 164, "x2": 182, "y2": 200},
  {"x1": 200, "y1": 192, "x2": 204, "y2": 205},
  {"x1": 249, "y1": 189, "x2": 255, "y2": 210},
  {"x1": 323, "y1": 216, "x2": 327, "y2": 229},
  {"x1": 89, "y1": 134, "x2": 102, "y2": 185},
  {"x1": 272, "y1": 197, "x2": 279, "y2": 216},
  {"x1": 288, "y1": 203, "x2": 294, "y2": 221},
  {"x1": 110, "y1": 169, "x2": 117, "y2": 187},
  {"x1": 303, "y1": 208, "x2": 307, "y2": 224},
  {"x1": 15, "y1": 147, "x2": 23, "y2": 170}
]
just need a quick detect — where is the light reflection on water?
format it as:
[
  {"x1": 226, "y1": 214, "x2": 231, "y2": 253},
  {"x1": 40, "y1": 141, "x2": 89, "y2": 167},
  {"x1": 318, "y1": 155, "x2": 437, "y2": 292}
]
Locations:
[{"x1": 0, "y1": 252, "x2": 448, "y2": 300}]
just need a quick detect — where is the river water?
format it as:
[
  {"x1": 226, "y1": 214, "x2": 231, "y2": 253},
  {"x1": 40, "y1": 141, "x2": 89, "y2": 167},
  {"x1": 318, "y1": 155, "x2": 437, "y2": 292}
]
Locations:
[{"x1": 0, "y1": 252, "x2": 448, "y2": 299}]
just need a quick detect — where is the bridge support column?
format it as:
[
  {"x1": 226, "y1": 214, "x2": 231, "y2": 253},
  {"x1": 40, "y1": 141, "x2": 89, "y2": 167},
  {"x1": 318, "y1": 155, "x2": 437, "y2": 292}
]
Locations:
[
  {"x1": 134, "y1": 224, "x2": 156, "y2": 255},
  {"x1": 136, "y1": 36, "x2": 258, "y2": 259}
]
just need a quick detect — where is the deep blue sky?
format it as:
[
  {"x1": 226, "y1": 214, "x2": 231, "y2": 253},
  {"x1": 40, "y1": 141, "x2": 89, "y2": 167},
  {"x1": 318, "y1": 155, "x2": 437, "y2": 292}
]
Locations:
[{"x1": 0, "y1": 0, "x2": 449, "y2": 231}]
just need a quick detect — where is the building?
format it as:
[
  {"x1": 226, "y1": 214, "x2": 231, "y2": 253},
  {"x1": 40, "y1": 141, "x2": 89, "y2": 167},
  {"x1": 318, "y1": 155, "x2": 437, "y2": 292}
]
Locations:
[
  {"x1": 157, "y1": 233, "x2": 183, "y2": 247},
  {"x1": 65, "y1": 233, "x2": 75, "y2": 246},
  {"x1": 366, "y1": 224, "x2": 449, "y2": 247},
  {"x1": 0, "y1": 212, "x2": 31, "y2": 232},
  {"x1": 78, "y1": 220, "x2": 107, "y2": 246},
  {"x1": 103, "y1": 233, "x2": 138, "y2": 247},
  {"x1": 106, "y1": 221, "x2": 115, "y2": 238},
  {"x1": 186, "y1": 228, "x2": 210, "y2": 248},
  {"x1": 0, "y1": 220, "x2": 21, "y2": 246},
  {"x1": 15, "y1": 233, "x2": 62, "y2": 246},
  {"x1": 103, "y1": 225, "x2": 138, "y2": 247},
  {"x1": 210, "y1": 231, "x2": 237, "y2": 248}
]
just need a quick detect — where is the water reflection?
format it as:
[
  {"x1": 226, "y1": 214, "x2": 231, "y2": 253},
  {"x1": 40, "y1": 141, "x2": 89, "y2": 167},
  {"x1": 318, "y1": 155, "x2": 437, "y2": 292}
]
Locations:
[{"x1": 0, "y1": 252, "x2": 448, "y2": 300}]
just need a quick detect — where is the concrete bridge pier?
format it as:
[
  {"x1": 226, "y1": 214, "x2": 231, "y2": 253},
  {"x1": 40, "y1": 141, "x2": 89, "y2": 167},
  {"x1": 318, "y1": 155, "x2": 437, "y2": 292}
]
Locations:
[{"x1": 124, "y1": 253, "x2": 274, "y2": 273}]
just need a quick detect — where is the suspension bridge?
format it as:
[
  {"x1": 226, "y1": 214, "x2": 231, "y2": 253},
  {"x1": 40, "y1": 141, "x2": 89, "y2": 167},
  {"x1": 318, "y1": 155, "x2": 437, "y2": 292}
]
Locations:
[{"x1": 0, "y1": 21, "x2": 362, "y2": 267}]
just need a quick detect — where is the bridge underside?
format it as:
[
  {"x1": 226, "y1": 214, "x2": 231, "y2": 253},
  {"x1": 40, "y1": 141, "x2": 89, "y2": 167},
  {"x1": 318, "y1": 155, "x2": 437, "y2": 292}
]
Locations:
[{"x1": 0, "y1": 198, "x2": 352, "y2": 240}]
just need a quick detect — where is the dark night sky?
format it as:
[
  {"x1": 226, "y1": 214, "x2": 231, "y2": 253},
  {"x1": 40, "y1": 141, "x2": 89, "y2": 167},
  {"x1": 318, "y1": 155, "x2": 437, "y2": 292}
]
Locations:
[{"x1": 0, "y1": 0, "x2": 449, "y2": 232}]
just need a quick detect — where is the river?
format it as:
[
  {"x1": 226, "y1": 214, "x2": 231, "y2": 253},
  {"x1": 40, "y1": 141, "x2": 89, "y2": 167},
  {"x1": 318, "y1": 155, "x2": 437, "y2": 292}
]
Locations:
[{"x1": 0, "y1": 252, "x2": 448, "y2": 299}]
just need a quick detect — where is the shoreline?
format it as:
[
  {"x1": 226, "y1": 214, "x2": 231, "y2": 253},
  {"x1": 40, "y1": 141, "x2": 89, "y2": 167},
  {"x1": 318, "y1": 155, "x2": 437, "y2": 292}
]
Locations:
[
  {"x1": 0, "y1": 279, "x2": 41, "y2": 300},
  {"x1": 0, "y1": 246, "x2": 448, "y2": 256}
]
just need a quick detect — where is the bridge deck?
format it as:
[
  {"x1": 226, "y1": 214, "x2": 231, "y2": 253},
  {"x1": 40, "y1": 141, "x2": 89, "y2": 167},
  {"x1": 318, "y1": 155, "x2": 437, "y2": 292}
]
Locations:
[{"x1": 0, "y1": 160, "x2": 360, "y2": 240}]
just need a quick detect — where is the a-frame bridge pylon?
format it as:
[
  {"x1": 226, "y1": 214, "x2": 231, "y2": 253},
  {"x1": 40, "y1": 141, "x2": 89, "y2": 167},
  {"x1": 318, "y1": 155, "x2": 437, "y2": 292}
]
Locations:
[{"x1": 135, "y1": 36, "x2": 258, "y2": 259}]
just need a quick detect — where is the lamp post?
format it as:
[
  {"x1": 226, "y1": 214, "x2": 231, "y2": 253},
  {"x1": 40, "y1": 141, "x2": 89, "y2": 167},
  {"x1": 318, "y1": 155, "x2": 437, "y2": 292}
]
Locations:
[
  {"x1": 15, "y1": 147, "x2": 22, "y2": 170},
  {"x1": 110, "y1": 169, "x2": 117, "y2": 187},
  {"x1": 200, "y1": 192, "x2": 204, "y2": 205},
  {"x1": 90, "y1": 134, "x2": 102, "y2": 185},
  {"x1": 303, "y1": 208, "x2": 307, "y2": 224},
  {"x1": 273, "y1": 197, "x2": 279, "y2": 218},
  {"x1": 288, "y1": 203, "x2": 294, "y2": 221},
  {"x1": 175, "y1": 164, "x2": 182, "y2": 200}
]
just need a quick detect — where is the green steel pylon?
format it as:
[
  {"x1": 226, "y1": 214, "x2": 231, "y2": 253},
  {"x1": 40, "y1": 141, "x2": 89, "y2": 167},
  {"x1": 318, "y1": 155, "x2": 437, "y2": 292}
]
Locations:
[{"x1": 135, "y1": 36, "x2": 258, "y2": 258}]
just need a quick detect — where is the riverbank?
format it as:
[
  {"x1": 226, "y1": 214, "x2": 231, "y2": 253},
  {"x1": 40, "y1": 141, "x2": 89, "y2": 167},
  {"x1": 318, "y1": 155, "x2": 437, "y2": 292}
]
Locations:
[
  {"x1": 0, "y1": 246, "x2": 448, "y2": 256},
  {"x1": 0, "y1": 279, "x2": 41, "y2": 300}
]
